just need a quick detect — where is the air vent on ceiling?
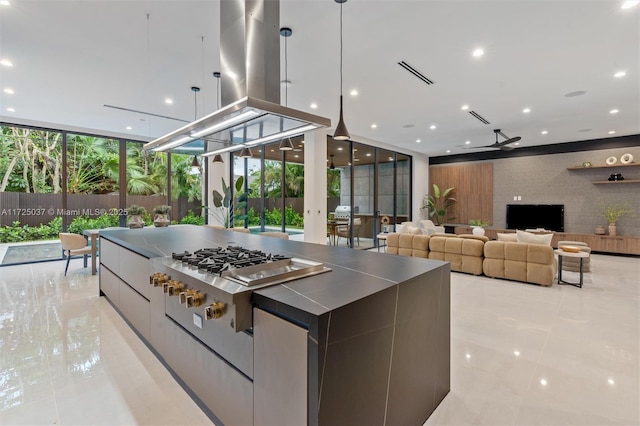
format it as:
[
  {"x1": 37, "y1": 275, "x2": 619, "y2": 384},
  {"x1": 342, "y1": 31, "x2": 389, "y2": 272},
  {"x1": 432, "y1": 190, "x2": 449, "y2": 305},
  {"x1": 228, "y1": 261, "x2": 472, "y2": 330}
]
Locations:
[
  {"x1": 468, "y1": 110, "x2": 490, "y2": 125},
  {"x1": 398, "y1": 61, "x2": 435, "y2": 85}
]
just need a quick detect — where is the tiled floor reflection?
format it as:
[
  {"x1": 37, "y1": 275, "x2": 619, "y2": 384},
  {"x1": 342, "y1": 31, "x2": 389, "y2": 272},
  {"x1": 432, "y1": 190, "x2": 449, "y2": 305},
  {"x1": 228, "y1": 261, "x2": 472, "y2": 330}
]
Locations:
[
  {"x1": 0, "y1": 259, "x2": 213, "y2": 426},
  {"x1": 0, "y1": 253, "x2": 638, "y2": 425}
]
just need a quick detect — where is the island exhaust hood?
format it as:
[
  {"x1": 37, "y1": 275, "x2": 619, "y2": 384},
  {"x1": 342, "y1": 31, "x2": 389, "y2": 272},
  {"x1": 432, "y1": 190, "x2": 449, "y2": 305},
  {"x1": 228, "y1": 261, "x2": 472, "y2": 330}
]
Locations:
[{"x1": 143, "y1": 0, "x2": 331, "y2": 156}]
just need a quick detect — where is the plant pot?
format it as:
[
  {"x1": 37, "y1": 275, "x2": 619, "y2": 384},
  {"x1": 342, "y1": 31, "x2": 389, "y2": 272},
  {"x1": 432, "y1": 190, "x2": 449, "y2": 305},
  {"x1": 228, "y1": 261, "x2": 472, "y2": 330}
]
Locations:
[
  {"x1": 153, "y1": 214, "x2": 170, "y2": 227},
  {"x1": 471, "y1": 226, "x2": 485, "y2": 236},
  {"x1": 608, "y1": 223, "x2": 617, "y2": 237},
  {"x1": 128, "y1": 215, "x2": 145, "y2": 229}
]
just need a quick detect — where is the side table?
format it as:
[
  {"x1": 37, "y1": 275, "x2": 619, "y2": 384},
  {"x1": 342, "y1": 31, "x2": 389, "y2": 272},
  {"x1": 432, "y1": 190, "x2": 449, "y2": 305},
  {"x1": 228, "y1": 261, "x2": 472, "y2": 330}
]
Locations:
[
  {"x1": 377, "y1": 233, "x2": 388, "y2": 252},
  {"x1": 555, "y1": 249, "x2": 589, "y2": 288}
]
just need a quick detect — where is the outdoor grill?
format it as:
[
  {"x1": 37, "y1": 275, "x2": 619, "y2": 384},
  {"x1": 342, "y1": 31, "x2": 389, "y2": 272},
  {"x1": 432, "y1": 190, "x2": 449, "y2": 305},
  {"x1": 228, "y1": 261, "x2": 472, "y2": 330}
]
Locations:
[{"x1": 333, "y1": 205, "x2": 351, "y2": 220}]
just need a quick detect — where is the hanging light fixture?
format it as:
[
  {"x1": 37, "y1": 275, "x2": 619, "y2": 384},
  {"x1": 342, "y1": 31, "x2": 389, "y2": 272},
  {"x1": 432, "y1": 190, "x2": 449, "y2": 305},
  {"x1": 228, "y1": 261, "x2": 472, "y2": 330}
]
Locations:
[
  {"x1": 333, "y1": 0, "x2": 350, "y2": 141},
  {"x1": 239, "y1": 146, "x2": 253, "y2": 158},
  {"x1": 329, "y1": 154, "x2": 336, "y2": 170},
  {"x1": 210, "y1": 72, "x2": 224, "y2": 164},
  {"x1": 189, "y1": 86, "x2": 202, "y2": 174},
  {"x1": 279, "y1": 27, "x2": 295, "y2": 151},
  {"x1": 190, "y1": 155, "x2": 201, "y2": 171}
]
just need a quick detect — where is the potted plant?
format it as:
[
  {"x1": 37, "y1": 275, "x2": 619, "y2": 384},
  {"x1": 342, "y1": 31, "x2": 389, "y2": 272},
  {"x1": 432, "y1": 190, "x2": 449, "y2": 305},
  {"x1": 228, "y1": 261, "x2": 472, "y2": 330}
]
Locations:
[
  {"x1": 126, "y1": 205, "x2": 147, "y2": 229},
  {"x1": 468, "y1": 219, "x2": 490, "y2": 236},
  {"x1": 600, "y1": 201, "x2": 634, "y2": 236},
  {"x1": 210, "y1": 176, "x2": 248, "y2": 228},
  {"x1": 152, "y1": 205, "x2": 171, "y2": 227},
  {"x1": 421, "y1": 184, "x2": 456, "y2": 226}
]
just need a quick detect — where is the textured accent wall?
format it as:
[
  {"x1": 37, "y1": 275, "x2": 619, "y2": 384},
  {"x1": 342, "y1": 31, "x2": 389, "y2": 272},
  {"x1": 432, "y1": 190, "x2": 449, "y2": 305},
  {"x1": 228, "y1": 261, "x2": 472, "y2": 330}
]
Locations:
[
  {"x1": 493, "y1": 147, "x2": 640, "y2": 234},
  {"x1": 430, "y1": 147, "x2": 640, "y2": 235}
]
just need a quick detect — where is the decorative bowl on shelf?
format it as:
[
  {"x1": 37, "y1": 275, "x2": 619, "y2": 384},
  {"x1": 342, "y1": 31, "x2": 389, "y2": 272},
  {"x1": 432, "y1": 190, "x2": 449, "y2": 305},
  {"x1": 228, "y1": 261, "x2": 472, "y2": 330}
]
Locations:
[{"x1": 559, "y1": 245, "x2": 581, "y2": 253}]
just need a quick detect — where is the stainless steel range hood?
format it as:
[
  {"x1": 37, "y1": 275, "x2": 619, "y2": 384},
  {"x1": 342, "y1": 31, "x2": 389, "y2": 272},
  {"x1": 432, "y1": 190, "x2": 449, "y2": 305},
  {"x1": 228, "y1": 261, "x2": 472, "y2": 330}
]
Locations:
[{"x1": 144, "y1": 0, "x2": 331, "y2": 155}]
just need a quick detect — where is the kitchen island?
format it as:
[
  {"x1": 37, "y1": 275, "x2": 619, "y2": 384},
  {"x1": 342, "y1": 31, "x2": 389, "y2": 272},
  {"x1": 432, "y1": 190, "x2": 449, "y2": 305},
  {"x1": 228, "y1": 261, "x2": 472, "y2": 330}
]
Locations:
[{"x1": 99, "y1": 225, "x2": 450, "y2": 425}]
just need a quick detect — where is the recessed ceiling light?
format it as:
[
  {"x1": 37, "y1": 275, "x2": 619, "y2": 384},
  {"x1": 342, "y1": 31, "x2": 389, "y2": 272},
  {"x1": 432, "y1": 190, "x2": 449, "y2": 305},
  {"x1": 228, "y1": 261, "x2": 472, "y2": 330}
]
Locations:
[
  {"x1": 165, "y1": 98, "x2": 173, "y2": 104},
  {"x1": 472, "y1": 48, "x2": 484, "y2": 57},
  {"x1": 514, "y1": 350, "x2": 520, "y2": 356},
  {"x1": 541, "y1": 130, "x2": 548, "y2": 135},
  {"x1": 350, "y1": 89, "x2": 358, "y2": 96},
  {"x1": 465, "y1": 140, "x2": 471, "y2": 145},
  {"x1": 388, "y1": 156, "x2": 393, "y2": 161},
  {"x1": 514, "y1": 142, "x2": 520, "y2": 146},
  {"x1": 610, "y1": 109, "x2": 619, "y2": 114},
  {"x1": 294, "y1": 154, "x2": 299, "y2": 158},
  {"x1": 446, "y1": 150, "x2": 451, "y2": 153},
  {"x1": 354, "y1": 158, "x2": 360, "y2": 162},
  {"x1": 3, "y1": 88, "x2": 14, "y2": 94},
  {"x1": 621, "y1": 1, "x2": 639, "y2": 9},
  {"x1": 0, "y1": 59, "x2": 13, "y2": 67},
  {"x1": 6, "y1": 107, "x2": 15, "y2": 112},
  {"x1": 0, "y1": 1, "x2": 11, "y2": 6},
  {"x1": 522, "y1": 107, "x2": 531, "y2": 113},
  {"x1": 353, "y1": 148, "x2": 358, "y2": 152},
  {"x1": 608, "y1": 378, "x2": 615, "y2": 385},
  {"x1": 337, "y1": 147, "x2": 343, "y2": 151},
  {"x1": 614, "y1": 71, "x2": 627, "y2": 78},
  {"x1": 430, "y1": 125, "x2": 437, "y2": 130},
  {"x1": 465, "y1": 353, "x2": 471, "y2": 359},
  {"x1": 310, "y1": 103, "x2": 318, "y2": 109},
  {"x1": 540, "y1": 379, "x2": 547, "y2": 386},
  {"x1": 461, "y1": 105, "x2": 469, "y2": 110},
  {"x1": 126, "y1": 126, "x2": 132, "y2": 130},
  {"x1": 371, "y1": 124, "x2": 377, "y2": 129},
  {"x1": 366, "y1": 153, "x2": 371, "y2": 157},
  {"x1": 416, "y1": 139, "x2": 421, "y2": 143},
  {"x1": 608, "y1": 130, "x2": 616, "y2": 134}
]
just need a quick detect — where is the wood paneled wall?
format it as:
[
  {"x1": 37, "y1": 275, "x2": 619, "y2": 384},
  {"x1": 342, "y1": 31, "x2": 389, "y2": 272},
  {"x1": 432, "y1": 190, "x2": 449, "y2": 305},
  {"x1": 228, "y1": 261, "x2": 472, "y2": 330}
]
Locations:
[{"x1": 429, "y1": 163, "x2": 493, "y2": 225}]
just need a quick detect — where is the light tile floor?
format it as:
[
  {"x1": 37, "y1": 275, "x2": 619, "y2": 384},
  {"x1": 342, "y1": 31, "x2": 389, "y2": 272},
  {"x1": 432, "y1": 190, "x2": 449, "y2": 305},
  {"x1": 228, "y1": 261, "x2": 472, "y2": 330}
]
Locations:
[{"x1": 0, "y1": 253, "x2": 638, "y2": 425}]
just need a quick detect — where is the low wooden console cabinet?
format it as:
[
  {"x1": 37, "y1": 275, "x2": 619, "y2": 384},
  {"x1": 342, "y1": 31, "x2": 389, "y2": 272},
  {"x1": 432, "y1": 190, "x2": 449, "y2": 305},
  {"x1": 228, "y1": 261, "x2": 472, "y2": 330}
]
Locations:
[{"x1": 454, "y1": 226, "x2": 639, "y2": 255}]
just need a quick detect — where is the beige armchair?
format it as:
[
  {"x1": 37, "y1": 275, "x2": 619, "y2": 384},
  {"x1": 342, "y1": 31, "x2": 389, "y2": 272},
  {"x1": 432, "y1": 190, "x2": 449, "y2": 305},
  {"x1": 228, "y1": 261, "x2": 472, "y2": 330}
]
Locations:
[
  {"x1": 59, "y1": 232, "x2": 92, "y2": 276},
  {"x1": 337, "y1": 218, "x2": 361, "y2": 247}
]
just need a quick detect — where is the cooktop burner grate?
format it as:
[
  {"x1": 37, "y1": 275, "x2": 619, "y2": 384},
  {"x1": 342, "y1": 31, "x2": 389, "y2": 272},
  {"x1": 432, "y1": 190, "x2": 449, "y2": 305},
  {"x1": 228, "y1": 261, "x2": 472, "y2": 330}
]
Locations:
[{"x1": 172, "y1": 246, "x2": 292, "y2": 276}]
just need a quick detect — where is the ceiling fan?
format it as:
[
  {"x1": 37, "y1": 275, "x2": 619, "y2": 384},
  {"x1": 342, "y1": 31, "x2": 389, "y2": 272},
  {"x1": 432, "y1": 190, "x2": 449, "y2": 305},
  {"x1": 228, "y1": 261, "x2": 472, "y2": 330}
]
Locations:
[{"x1": 472, "y1": 129, "x2": 522, "y2": 151}]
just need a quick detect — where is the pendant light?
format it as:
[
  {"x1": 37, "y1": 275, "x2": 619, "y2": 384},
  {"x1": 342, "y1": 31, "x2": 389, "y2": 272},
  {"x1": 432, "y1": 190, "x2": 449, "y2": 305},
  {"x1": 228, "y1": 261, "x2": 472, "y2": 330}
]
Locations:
[
  {"x1": 279, "y1": 27, "x2": 294, "y2": 151},
  {"x1": 190, "y1": 86, "x2": 202, "y2": 173},
  {"x1": 329, "y1": 154, "x2": 336, "y2": 170},
  {"x1": 239, "y1": 146, "x2": 253, "y2": 158},
  {"x1": 333, "y1": 0, "x2": 350, "y2": 141},
  {"x1": 211, "y1": 71, "x2": 225, "y2": 164}
]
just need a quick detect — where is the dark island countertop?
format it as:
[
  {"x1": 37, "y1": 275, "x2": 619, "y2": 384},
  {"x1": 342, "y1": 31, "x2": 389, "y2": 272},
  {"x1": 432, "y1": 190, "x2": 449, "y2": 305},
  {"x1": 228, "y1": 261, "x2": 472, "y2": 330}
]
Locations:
[{"x1": 99, "y1": 225, "x2": 447, "y2": 318}]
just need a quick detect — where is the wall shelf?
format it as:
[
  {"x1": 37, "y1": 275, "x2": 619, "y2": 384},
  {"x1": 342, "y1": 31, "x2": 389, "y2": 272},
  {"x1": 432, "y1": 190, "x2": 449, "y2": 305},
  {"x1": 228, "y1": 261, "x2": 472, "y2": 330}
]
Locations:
[
  {"x1": 593, "y1": 180, "x2": 640, "y2": 184},
  {"x1": 567, "y1": 163, "x2": 639, "y2": 170}
]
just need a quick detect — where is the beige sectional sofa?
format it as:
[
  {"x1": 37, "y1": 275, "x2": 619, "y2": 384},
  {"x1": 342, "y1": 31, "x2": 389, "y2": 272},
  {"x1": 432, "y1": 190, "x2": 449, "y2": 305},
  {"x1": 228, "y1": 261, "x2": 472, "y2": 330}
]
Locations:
[{"x1": 386, "y1": 232, "x2": 557, "y2": 286}]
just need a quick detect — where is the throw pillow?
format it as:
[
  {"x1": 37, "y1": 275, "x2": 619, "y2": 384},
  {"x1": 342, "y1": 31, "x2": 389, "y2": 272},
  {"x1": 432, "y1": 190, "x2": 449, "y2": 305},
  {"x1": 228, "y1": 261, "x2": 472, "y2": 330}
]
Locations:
[
  {"x1": 516, "y1": 230, "x2": 553, "y2": 245},
  {"x1": 497, "y1": 232, "x2": 518, "y2": 242},
  {"x1": 405, "y1": 225, "x2": 422, "y2": 235}
]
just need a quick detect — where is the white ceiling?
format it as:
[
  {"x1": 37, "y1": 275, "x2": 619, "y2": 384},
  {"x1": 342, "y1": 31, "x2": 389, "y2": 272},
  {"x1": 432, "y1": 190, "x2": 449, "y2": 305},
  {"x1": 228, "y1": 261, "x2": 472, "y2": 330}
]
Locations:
[{"x1": 1, "y1": 0, "x2": 638, "y2": 157}]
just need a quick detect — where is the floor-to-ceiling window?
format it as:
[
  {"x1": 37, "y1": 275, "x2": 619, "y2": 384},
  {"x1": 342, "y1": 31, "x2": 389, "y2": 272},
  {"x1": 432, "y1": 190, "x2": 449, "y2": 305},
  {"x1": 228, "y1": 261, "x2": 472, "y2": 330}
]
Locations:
[
  {"x1": 0, "y1": 125, "x2": 64, "y2": 264},
  {"x1": 327, "y1": 138, "x2": 412, "y2": 249}
]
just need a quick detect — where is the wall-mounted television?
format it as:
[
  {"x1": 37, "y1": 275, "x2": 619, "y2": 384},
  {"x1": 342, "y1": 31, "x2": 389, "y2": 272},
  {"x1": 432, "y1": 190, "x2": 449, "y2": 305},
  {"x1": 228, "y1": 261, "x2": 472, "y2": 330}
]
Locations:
[{"x1": 506, "y1": 204, "x2": 564, "y2": 232}]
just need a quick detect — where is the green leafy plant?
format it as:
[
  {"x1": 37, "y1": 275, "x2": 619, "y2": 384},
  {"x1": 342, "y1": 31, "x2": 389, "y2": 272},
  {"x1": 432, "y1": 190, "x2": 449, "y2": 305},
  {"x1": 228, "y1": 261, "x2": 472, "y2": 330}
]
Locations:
[
  {"x1": 421, "y1": 184, "x2": 456, "y2": 225},
  {"x1": 153, "y1": 205, "x2": 171, "y2": 215},
  {"x1": 126, "y1": 204, "x2": 147, "y2": 216},
  {"x1": 177, "y1": 210, "x2": 204, "y2": 225},
  {"x1": 600, "y1": 201, "x2": 634, "y2": 224},
  {"x1": 211, "y1": 177, "x2": 248, "y2": 228},
  {"x1": 469, "y1": 219, "x2": 490, "y2": 227}
]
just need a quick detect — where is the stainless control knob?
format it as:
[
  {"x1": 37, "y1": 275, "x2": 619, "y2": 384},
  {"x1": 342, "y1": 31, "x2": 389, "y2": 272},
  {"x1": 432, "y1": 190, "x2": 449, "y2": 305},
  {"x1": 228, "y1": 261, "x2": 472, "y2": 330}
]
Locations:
[
  {"x1": 205, "y1": 302, "x2": 226, "y2": 320},
  {"x1": 150, "y1": 273, "x2": 170, "y2": 286}
]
